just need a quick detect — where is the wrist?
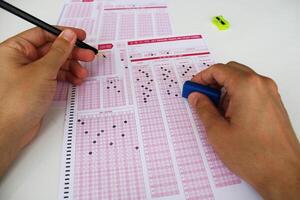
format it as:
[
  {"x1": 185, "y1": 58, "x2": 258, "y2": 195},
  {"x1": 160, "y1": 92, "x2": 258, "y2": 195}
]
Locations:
[
  {"x1": 0, "y1": 116, "x2": 21, "y2": 177},
  {"x1": 253, "y1": 148, "x2": 300, "y2": 200}
]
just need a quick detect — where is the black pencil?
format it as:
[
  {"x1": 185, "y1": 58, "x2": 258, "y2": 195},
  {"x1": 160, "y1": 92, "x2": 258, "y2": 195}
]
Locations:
[{"x1": 0, "y1": 0, "x2": 102, "y2": 56}]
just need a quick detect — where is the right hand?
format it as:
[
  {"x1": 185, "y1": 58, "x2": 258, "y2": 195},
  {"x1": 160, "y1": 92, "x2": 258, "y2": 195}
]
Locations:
[{"x1": 188, "y1": 62, "x2": 300, "y2": 200}]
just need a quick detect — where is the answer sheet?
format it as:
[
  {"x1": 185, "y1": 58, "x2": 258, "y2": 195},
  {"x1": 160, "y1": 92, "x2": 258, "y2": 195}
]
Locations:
[
  {"x1": 53, "y1": 0, "x2": 173, "y2": 105},
  {"x1": 59, "y1": 35, "x2": 261, "y2": 200}
]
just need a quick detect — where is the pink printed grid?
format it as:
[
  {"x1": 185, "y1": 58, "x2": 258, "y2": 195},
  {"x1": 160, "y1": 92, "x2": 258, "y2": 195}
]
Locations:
[
  {"x1": 132, "y1": 64, "x2": 179, "y2": 198},
  {"x1": 74, "y1": 111, "x2": 146, "y2": 200},
  {"x1": 60, "y1": 18, "x2": 94, "y2": 35},
  {"x1": 78, "y1": 80, "x2": 100, "y2": 110},
  {"x1": 100, "y1": 13, "x2": 117, "y2": 41},
  {"x1": 83, "y1": 51, "x2": 115, "y2": 77},
  {"x1": 155, "y1": 12, "x2": 172, "y2": 36},
  {"x1": 137, "y1": 13, "x2": 154, "y2": 38},
  {"x1": 60, "y1": 18, "x2": 77, "y2": 27},
  {"x1": 118, "y1": 13, "x2": 135, "y2": 40},
  {"x1": 154, "y1": 62, "x2": 214, "y2": 200},
  {"x1": 103, "y1": 77, "x2": 126, "y2": 108},
  {"x1": 175, "y1": 58, "x2": 241, "y2": 188},
  {"x1": 63, "y1": 3, "x2": 93, "y2": 18},
  {"x1": 193, "y1": 115, "x2": 242, "y2": 187},
  {"x1": 54, "y1": 81, "x2": 69, "y2": 102}
]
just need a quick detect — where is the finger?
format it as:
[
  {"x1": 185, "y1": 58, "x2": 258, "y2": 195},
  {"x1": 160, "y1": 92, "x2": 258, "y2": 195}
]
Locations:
[
  {"x1": 191, "y1": 63, "x2": 246, "y2": 96},
  {"x1": 60, "y1": 60, "x2": 88, "y2": 77},
  {"x1": 226, "y1": 61, "x2": 255, "y2": 73},
  {"x1": 191, "y1": 64, "x2": 225, "y2": 86},
  {"x1": 38, "y1": 43, "x2": 95, "y2": 62},
  {"x1": 14, "y1": 26, "x2": 86, "y2": 48},
  {"x1": 66, "y1": 72, "x2": 85, "y2": 85},
  {"x1": 37, "y1": 43, "x2": 90, "y2": 76},
  {"x1": 33, "y1": 29, "x2": 77, "y2": 78},
  {"x1": 188, "y1": 92, "x2": 228, "y2": 134},
  {"x1": 72, "y1": 47, "x2": 95, "y2": 62},
  {"x1": 219, "y1": 91, "x2": 230, "y2": 115},
  {"x1": 69, "y1": 61, "x2": 88, "y2": 79},
  {"x1": 57, "y1": 70, "x2": 84, "y2": 85},
  {"x1": 60, "y1": 60, "x2": 71, "y2": 71},
  {"x1": 37, "y1": 42, "x2": 52, "y2": 57},
  {"x1": 57, "y1": 70, "x2": 68, "y2": 81}
]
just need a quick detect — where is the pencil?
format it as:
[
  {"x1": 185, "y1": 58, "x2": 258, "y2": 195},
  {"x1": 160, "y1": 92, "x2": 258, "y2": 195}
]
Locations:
[{"x1": 0, "y1": 0, "x2": 103, "y2": 56}]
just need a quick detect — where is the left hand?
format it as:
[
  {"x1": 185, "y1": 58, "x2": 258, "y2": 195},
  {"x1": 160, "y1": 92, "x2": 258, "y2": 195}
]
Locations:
[{"x1": 0, "y1": 27, "x2": 95, "y2": 177}]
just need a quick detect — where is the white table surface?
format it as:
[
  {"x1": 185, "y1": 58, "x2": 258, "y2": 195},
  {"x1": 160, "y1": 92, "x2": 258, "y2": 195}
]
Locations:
[{"x1": 0, "y1": 0, "x2": 299, "y2": 199}]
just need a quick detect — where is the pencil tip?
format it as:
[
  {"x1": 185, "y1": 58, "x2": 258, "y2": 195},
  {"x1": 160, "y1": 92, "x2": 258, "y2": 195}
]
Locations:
[{"x1": 97, "y1": 50, "x2": 106, "y2": 58}]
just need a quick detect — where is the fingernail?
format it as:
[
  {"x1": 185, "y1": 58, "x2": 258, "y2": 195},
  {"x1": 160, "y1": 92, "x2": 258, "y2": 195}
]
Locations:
[{"x1": 60, "y1": 29, "x2": 75, "y2": 42}]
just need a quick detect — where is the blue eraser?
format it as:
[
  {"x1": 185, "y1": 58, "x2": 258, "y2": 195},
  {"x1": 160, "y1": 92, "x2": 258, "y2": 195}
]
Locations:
[{"x1": 182, "y1": 81, "x2": 221, "y2": 105}]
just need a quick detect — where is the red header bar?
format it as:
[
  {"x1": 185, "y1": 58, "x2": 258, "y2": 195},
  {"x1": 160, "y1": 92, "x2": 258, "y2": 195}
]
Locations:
[
  {"x1": 98, "y1": 44, "x2": 114, "y2": 50},
  {"x1": 82, "y1": 0, "x2": 93, "y2": 2},
  {"x1": 128, "y1": 35, "x2": 202, "y2": 46},
  {"x1": 131, "y1": 52, "x2": 210, "y2": 62},
  {"x1": 104, "y1": 6, "x2": 167, "y2": 11}
]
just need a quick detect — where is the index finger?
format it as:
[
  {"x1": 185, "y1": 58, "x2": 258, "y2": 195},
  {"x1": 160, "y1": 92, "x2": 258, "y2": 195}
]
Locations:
[
  {"x1": 14, "y1": 26, "x2": 86, "y2": 48},
  {"x1": 191, "y1": 63, "x2": 248, "y2": 95}
]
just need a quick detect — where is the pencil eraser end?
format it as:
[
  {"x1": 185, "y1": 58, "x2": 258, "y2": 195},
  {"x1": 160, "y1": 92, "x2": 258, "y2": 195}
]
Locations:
[{"x1": 182, "y1": 81, "x2": 221, "y2": 105}]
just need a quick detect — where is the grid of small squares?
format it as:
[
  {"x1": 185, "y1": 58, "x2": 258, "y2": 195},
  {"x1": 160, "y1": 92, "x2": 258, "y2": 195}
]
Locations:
[
  {"x1": 78, "y1": 80, "x2": 101, "y2": 111},
  {"x1": 60, "y1": 18, "x2": 78, "y2": 27},
  {"x1": 121, "y1": 50, "x2": 134, "y2": 105},
  {"x1": 94, "y1": 9, "x2": 102, "y2": 36},
  {"x1": 59, "y1": 18, "x2": 94, "y2": 41},
  {"x1": 64, "y1": 3, "x2": 93, "y2": 18},
  {"x1": 100, "y1": 12, "x2": 117, "y2": 41},
  {"x1": 154, "y1": 63, "x2": 214, "y2": 200},
  {"x1": 103, "y1": 77, "x2": 126, "y2": 108},
  {"x1": 83, "y1": 51, "x2": 115, "y2": 77},
  {"x1": 154, "y1": 12, "x2": 172, "y2": 36},
  {"x1": 53, "y1": 81, "x2": 69, "y2": 102},
  {"x1": 118, "y1": 13, "x2": 135, "y2": 40},
  {"x1": 73, "y1": 111, "x2": 146, "y2": 199},
  {"x1": 193, "y1": 113, "x2": 242, "y2": 188},
  {"x1": 137, "y1": 13, "x2": 154, "y2": 38},
  {"x1": 79, "y1": 18, "x2": 95, "y2": 36},
  {"x1": 132, "y1": 64, "x2": 179, "y2": 198}
]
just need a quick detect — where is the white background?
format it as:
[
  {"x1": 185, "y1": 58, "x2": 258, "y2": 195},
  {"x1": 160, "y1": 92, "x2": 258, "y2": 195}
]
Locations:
[{"x1": 0, "y1": 0, "x2": 299, "y2": 199}]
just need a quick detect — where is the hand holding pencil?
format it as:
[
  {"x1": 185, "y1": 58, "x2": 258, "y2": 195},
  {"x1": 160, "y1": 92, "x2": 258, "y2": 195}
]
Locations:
[{"x1": 0, "y1": 25, "x2": 96, "y2": 176}]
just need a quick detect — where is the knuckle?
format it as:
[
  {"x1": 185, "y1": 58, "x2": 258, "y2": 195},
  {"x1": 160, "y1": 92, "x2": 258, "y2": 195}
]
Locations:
[
  {"x1": 192, "y1": 70, "x2": 202, "y2": 77},
  {"x1": 227, "y1": 61, "x2": 238, "y2": 65},
  {"x1": 4, "y1": 37, "x2": 27, "y2": 52},
  {"x1": 243, "y1": 72, "x2": 261, "y2": 84},
  {"x1": 211, "y1": 63, "x2": 225, "y2": 68},
  {"x1": 51, "y1": 43, "x2": 67, "y2": 55},
  {"x1": 227, "y1": 61, "x2": 254, "y2": 73},
  {"x1": 263, "y1": 77, "x2": 278, "y2": 92},
  {"x1": 210, "y1": 63, "x2": 226, "y2": 71}
]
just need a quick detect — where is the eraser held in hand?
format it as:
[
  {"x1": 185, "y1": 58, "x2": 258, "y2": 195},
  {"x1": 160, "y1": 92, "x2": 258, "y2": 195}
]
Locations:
[{"x1": 182, "y1": 81, "x2": 221, "y2": 105}]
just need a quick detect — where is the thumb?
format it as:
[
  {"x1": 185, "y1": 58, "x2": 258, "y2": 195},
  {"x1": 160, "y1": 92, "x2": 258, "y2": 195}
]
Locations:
[
  {"x1": 188, "y1": 92, "x2": 228, "y2": 134},
  {"x1": 34, "y1": 29, "x2": 76, "y2": 78}
]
